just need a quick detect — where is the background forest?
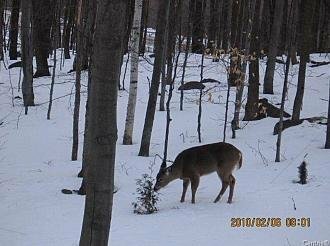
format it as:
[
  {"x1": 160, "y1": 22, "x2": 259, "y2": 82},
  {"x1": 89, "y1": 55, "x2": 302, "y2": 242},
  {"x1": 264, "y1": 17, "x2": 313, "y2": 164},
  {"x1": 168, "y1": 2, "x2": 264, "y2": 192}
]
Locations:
[{"x1": 0, "y1": 0, "x2": 329, "y2": 245}]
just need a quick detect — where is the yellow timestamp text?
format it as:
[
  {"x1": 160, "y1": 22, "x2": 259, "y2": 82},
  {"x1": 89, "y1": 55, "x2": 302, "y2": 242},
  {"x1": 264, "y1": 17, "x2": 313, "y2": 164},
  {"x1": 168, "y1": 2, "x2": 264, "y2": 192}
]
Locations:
[{"x1": 230, "y1": 217, "x2": 311, "y2": 228}]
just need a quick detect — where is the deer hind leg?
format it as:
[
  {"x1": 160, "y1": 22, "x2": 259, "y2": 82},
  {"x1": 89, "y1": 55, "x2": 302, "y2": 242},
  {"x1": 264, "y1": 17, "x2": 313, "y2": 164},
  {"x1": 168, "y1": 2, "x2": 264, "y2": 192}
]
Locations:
[
  {"x1": 190, "y1": 175, "x2": 200, "y2": 204},
  {"x1": 214, "y1": 172, "x2": 230, "y2": 203},
  {"x1": 227, "y1": 174, "x2": 236, "y2": 204},
  {"x1": 180, "y1": 179, "x2": 190, "y2": 203}
]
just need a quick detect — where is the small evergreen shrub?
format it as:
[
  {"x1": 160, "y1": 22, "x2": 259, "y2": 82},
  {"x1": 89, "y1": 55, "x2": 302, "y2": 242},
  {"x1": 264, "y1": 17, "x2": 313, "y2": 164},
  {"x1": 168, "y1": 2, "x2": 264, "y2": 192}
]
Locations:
[
  {"x1": 132, "y1": 163, "x2": 159, "y2": 215},
  {"x1": 298, "y1": 161, "x2": 308, "y2": 184}
]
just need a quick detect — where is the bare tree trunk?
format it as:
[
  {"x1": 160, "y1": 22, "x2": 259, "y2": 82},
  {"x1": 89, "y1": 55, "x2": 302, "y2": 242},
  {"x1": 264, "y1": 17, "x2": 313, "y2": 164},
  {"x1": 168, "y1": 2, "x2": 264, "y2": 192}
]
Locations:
[
  {"x1": 21, "y1": 0, "x2": 34, "y2": 112},
  {"x1": 139, "y1": 0, "x2": 149, "y2": 55},
  {"x1": 232, "y1": 0, "x2": 256, "y2": 131},
  {"x1": 180, "y1": 0, "x2": 193, "y2": 111},
  {"x1": 79, "y1": 1, "x2": 127, "y2": 245},
  {"x1": 244, "y1": 0, "x2": 262, "y2": 121},
  {"x1": 123, "y1": 0, "x2": 143, "y2": 145},
  {"x1": 77, "y1": 66, "x2": 91, "y2": 195},
  {"x1": 276, "y1": 0, "x2": 295, "y2": 161},
  {"x1": 123, "y1": 0, "x2": 135, "y2": 55},
  {"x1": 71, "y1": 0, "x2": 84, "y2": 161},
  {"x1": 32, "y1": 0, "x2": 52, "y2": 77},
  {"x1": 46, "y1": 0, "x2": 59, "y2": 120},
  {"x1": 63, "y1": 0, "x2": 75, "y2": 59},
  {"x1": 191, "y1": 0, "x2": 205, "y2": 53},
  {"x1": 275, "y1": 53, "x2": 291, "y2": 162},
  {"x1": 222, "y1": 0, "x2": 232, "y2": 50},
  {"x1": 207, "y1": 0, "x2": 219, "y2": 50},
  {"x1": 197, "y1": 45, "x2": 204, "y2": 143},
  {"x1": 78, "y1": 0, "x2": 97, "y2": 187},
  {"x1": 159, "y1": 54, "x2": 167, "y2": 111},
  {"x1": 223, "y1": 72, "x2": 230, "y2": 142},
  {"x1": 217, "y1": 0, "x2": 224, "y2": 48},
  {"x1": 263, "y1": 0, "x2": 285, "y2": 94},
  {"x1": 138, "y1": 0, "x2": 171, "y2": 157},
  {"x1": 289, "y1": 0, "x2": 299, "y2": 65},
  {"x1": 9, "y1": 0, "x2": 20, "y2": 60},
  {"x1": 292, "y1": 0, "x2": 316, "y2": 121},
  {"x1": 0, "y1": 0, "x2": 3, "y2": 60},
  {"x1": 163, "y1": 34, "x2": 182, "y2": 163},
  {"x1": 325, "y1": 79, "x2": 330, "y2": 149}
]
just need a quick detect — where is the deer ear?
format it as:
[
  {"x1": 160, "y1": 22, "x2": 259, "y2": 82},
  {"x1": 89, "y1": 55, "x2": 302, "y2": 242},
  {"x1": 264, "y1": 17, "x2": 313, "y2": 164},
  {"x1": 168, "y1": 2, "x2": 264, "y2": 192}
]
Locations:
[{"x1": 160, "y1": 161, "x2": 167, "y2": 170}]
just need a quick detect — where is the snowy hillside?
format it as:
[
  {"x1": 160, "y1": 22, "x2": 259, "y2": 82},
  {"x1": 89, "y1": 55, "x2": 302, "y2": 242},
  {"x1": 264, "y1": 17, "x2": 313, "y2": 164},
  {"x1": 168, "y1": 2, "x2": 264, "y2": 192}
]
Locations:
[{"x1": 0, "y1": 52, "x2": 329, "y2": 246}]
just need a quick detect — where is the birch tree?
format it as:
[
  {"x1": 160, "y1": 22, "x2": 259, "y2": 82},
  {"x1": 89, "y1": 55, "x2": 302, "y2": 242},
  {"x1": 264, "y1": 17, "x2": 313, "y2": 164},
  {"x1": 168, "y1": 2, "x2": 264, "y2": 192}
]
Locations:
[{"x1": 123, "y1": 0, "x2": 143, "y2": 145}]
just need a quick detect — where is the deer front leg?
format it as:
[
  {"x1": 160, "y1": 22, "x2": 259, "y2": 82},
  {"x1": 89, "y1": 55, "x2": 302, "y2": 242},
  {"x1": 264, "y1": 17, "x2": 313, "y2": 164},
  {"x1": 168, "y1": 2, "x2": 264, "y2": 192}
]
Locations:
[
  {"x1": 180, "y1": 179, "x2": 190, "y2": 202},
  {"x1": 190, "y1": 175, "x2": 200, "y2": 204}
]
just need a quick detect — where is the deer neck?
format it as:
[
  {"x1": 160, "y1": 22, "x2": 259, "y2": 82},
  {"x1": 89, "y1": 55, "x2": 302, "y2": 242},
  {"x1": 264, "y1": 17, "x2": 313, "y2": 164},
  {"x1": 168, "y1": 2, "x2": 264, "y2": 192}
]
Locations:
[{"x1": 167, "y1": 162, "x2": 182, "y2": 180}]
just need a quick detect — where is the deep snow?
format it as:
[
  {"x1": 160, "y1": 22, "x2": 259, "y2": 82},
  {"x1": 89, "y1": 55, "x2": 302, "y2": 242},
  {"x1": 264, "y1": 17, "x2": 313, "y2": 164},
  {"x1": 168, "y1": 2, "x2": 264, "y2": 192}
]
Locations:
[{"x1": 0, "y1": 51, "x2": 329, "y2": 246}]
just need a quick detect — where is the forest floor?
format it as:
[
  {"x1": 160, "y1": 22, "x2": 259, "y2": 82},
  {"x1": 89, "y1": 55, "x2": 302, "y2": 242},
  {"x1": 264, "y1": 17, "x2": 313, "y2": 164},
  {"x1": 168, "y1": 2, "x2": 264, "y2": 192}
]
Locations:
[{"x1": 0, "y1": 52, "x2": 329, "y2": 246}]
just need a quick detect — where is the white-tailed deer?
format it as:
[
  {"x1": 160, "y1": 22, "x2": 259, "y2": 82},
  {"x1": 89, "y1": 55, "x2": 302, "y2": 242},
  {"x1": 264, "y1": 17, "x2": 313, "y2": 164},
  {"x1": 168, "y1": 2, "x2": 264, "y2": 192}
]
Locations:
[{"x1": 154, "y1": 142, "x2": 242, "y2": 204}]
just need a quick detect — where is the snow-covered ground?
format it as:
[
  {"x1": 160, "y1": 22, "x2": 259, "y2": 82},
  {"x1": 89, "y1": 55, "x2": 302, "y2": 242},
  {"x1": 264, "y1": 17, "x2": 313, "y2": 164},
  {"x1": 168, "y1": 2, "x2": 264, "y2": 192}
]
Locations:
[{"x1": 0, "y1": 52, "x2": 329, "y2": 246}]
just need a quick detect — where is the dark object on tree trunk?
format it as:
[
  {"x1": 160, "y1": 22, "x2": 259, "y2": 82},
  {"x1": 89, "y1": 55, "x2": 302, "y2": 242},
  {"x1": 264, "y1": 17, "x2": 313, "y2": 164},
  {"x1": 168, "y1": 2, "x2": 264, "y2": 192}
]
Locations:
[
  {"x1": 273, "y1": 119, "x2": 304, "y2": 135},
  {"x1": 62, "y1": 187, "x2": 118, "y2": 195},
  {"x1": 252, "y1": 98, "x2": 291, "y2": 120},
  {"x1": 309, "y1": 61, "x2": 330, "y2": 68},
  {"x1": 275, "y1": 58, "x2": 285, "y2": 64},
  {"x1": 148, "y1": 53, "x2": 155, "y2": 58},
  {"x1": 8, "y1": 61, "x2": 22, "y2": 69},
  {"x1": 273, "y1": 116, "x2": 327, "y2": 135},
  {"x1": 298, "y1": 161, "x2": 307, "y2": 184},
  {"x1": 201, "y1": 78, "x2": 220, "y2": 84},
  {"x1": 178, "y1": 81, "x2": 205, "y2": 90}
]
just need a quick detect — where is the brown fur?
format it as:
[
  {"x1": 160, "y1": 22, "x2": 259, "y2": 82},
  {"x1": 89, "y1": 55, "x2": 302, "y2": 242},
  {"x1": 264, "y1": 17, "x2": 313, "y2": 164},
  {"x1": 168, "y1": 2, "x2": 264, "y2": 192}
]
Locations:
[{"x1": 154, "y1": 142, "x2": 242, "y2": 204}]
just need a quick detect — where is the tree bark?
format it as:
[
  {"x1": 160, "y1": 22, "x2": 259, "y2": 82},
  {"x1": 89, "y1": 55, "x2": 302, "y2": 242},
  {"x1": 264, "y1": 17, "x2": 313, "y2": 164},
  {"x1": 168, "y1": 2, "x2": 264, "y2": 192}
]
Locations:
[
  {"x1": 46, "y1": 0, "x2": 59, "y2": 120},
  {"x1": 222, "y1": 0, "x2": 232, "y2": 51},
  {"x1": 0, "y1": 0, "x2": 3, "y2": 60},
  {"x1": 138, "y1": 0, "x2": 170, "y2": 157},
  {"x1": 292, "y1": 0, "x2": 316, "y2": 121},
  {"x1": 263, "y1": 0, "x2": 285, "y2": 94},
  {"x1": 243, "y1": 0, "x2": 262, "y2": 121},
  {"x1": 207, "y1": 0, "x2": 219, "y2": 50},
  {"x1": 325, "y1": 79, "x2": 330, "y2": 149},
  {"x1": 71, "y1": 0, "x2": 84, "y2": 161},
  {"x1": 63, "y1": 0, "x2": 75, "y2": 59},
  {"x1": 276, "y1": 0, "x2": 296, "y2": 162},
  {"x1": 180, "y1": 0, "x2": 193, "y2": 111},
  {"x1": 21, "y1": 0, "x2": 34, "y2": 110},
  {"x1": 79, "y1": 1, "x2": 127, "y2": 245},
  {"x1": 9, "y1": 0, "x2": 20, "y2": 60},
  {"x1": 32, "y1": 0, "x2": 52, "y2": 77},
  {"x1": 139, "y1": 0, "x2": 149, "y2": 55},
  {"x1": 191, "y1": 0, "x2": 205, "y2": 53},
  {"x1": 123, "y1": 0, "x2": 143, "y2": 145},
  {"x1": 232, "y1": 0, "x2": 256, "y2": 131}
]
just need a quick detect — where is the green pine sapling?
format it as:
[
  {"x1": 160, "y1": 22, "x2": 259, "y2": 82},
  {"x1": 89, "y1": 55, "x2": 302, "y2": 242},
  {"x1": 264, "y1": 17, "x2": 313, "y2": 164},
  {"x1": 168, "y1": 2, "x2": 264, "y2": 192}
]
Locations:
[
  {"x1": 132, "y1": 163, "x2": 159, "y2": 214},
  {"x1": 298, "y1": 161, "x2": 308, "y2": 184}
]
